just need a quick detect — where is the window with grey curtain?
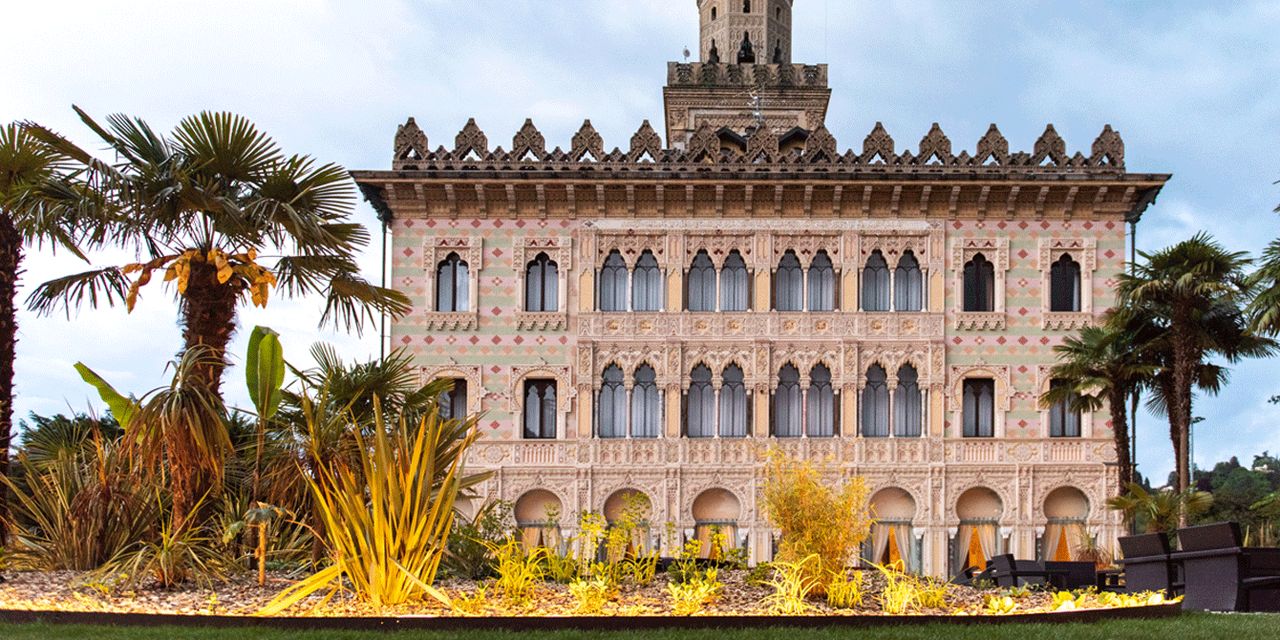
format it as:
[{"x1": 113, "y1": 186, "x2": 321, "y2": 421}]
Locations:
[
  {"x1": 721, "y1": 250, "x2": 749, "y2": 312},
  {"x1": 632, "y1": 250, "x2": 662, "y2": 311},
  {"x1": 440, "y1": 379, "x2": 467, "y2": 421},
  {"x1": 632, "y1": 365, "x2": 660, "y2": 438},
  {"x1": 862, "y1": 250, "x2": 890, "y2": 311},
  {"x1": 436, "y1": 252, "x2": 469, "y2": 312},
  {"x1": 1049, "y1": 254, "x2": 1082, "y2": 312},
  {"x1": 962, "y1": 378, "x2": 995, "y2": 437},
  {"x1": 525, "y1": 252, "x2": 558, "y2": 312},
  {"x1": 686, "y1": 364, "x2": 715, "y2": 437},
  {"x1": 894, "y1": 250, "x2": 923, "y2": 312},
  {"x1": 720, "y1": 364, "x2": 747, "y2": 437},
  {"x1": 598, "y1": 365, "x2": 626, "y2": 438},
  {"x1": 861, "y1": 364, "x2": 889, "y2": 437},
  {"x1": 774, "y1": 250, "x2": 803, "y2": 311},
  {"x1": 1048, "y1": 379, "x2": 1081, "y2": 437},
  {"x1": 808, "y1": 250, "x2": 836, "y2": 311},
  {"x1": 894, "y1": 365, "x2": 922, "y2": 437},
  {"x1": 774, "y1": 364, "x2": 802, "y2": 437},
  {"x1": 807, "y1": 364, "x2": 835, "y2": 437},
  {"x1": 687, "y1": 250, "x2": 716, "y2": 311},
  {"x1": 963, "y1": 253, "x2": 996, "y2": 312},
  {"x1": 523, "y1": 379, "x2": 556, "y2": 439},
  {"x1": 599, "y1": 250, "x2": 628, "y2": 311}
]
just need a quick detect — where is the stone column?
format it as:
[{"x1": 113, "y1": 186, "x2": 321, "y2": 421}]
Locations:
[
  {"x1": 577, "y1": 383, "x2": 594, "y2": 439},
  {"x1": 664, "y1": 384, "x2": 682, "y2": 438},
  {"x1": 753, "y1": 269, "x2": 771, "y2": 311},
  {"x1": 753, "y1": 384, "x2": 771, "y2": 438},
  {"x1": 928, "y1": 384, "x2": 945, "y2": 437},
  {"x1": 579, "y1": 270, "x2": 595, "y2": 313},
  {"x1": 928, "y1": 269, "x2": 945, "y2": 313}
]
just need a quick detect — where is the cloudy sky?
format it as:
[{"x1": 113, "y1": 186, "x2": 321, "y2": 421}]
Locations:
[{"x1": 3, "y1": 0, "x2": 1278, "y2": 483}]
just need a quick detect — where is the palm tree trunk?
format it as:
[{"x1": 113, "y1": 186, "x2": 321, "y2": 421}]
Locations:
[
  {"x1": 1170, "y1": 325, "x2": 1196, "y2": 523},
  {"x1": 1108, "y1": 387, "x2": 1132, "y2": 494},
  {"x1": 179, "y1": 260, "x2": 241, "y2": 398},
  {"x1": 0, "y1": 214, "x2": 20, "y2": 546}
]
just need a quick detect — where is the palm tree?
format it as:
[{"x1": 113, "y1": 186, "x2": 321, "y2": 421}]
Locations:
[
  {"x1": 22, "y1": 108, "x2": 410, "y2": 398},
  {"x1": 1245, "y1": 190, "x2": 1280, "y2": 334},
  {"x1": 1106, "y1": 482, "x2": 1213, "y2": 533},
  {"x1": 1116, "y1": 233, "x2": 1277, "y2": 494},
  {"x1": 0, "y1": 123, "x2": 94, "y2": 542},
  {"x1": 1040, "y1": 318, "x2": 1155, "y2": 494}
]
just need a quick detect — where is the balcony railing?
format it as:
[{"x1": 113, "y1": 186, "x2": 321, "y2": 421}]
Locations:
[{"x1": 577, "y1": 311, "x2": 945, "y2": 340}]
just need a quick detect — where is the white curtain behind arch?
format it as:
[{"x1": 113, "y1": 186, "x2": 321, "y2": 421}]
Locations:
[
  {"x1": 436, "y1": 252, "x2": 469, "y2": 312},
  {"x1": 632, "y1": 364, "x2": 660, "y2": 438},
  {"x1": 774, "y1": 251, "x2": 803, "y2": 311},
  {"x1": 720, "y1": 250, "x2": 749, "y2": 311},
  {"x1": 862, "y1": 250, "x2": 890, "y2": 312},
  {"x1": 720, "y1": 364, "x2": 748, "y2": 437},
  {"x1": 598, "y1": 365, "x2": 626, "y2": 438},
  {"x1": 686, "y1": 365, "x2": 715, "y2": 438},
  {"x1": 861, "y1": 365, "x2": 889, "y2": 437},
  {"x1": 1050, "y1": 254, "x2": 1082, "y2": 312},
  {"x1": 894, "y1": 364, "x2": 922, "y2": 437},
  {"x1": 525, "y1": 252, "x2": 558, "y2": 312},
  {"x1": 894, "y1": 250, "x2": 923, "y2": 312},
  {"x1": 632, "y1": 250, "x2": 662, "y2": 311},
  {"x1": 808, "y1": 250, "x2": 835, "y2": 311},
  {"x1": 774, "y1": 364, "x2": 802, "y2": 437},
  {"x1": 599, "y1": 250, "x2": 628, "y2": 312},
  {"x1": 687, "y1": 250, "x2": 716, "y2": 311},
  {"x1": 807, "y1": 364, "x2": 835, "y2": 436}
]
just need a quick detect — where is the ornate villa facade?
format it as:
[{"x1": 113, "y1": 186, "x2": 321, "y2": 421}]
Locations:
[{"x1": 352, "y1": 0, "x2": 1169, "y2": 577}]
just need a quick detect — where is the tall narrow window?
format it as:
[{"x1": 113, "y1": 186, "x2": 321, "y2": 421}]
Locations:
[
  {"x1": 962, "y1": 378, "x2": 995, "y2": 437},
  {"x1": 436, "y1": 252, "x2": 469, "y2": 312},
  {"x1": 1048, "y1": 379, "x2": 1081, "y2": 437},
  {"x1": 742, "y1": 0, "x2": 750, "y2": 12},
  {"x1": 439, "y1": 379, "x2": 467, "y2": 421},
  {"x1": 632, "y1": 365, "x2": 660, "y2": 438},
  {"x1": 686, "y1": 365, "x2": 715, "y2": 438},
  {"x1": 1049, "y1": 254, "x2": 1081, "y2": 312},
  {"x1": 773, "y1": 364, "x2": 801, "y2": 437},
  {"x1": 861, "y1": 365, "x2": 889, "y2": 437},
  {"x1": 687, "y1": 250, "x2": 716, "y2": 312},
  {"x1": 894, "y1": 250, "x2": 923, "y2": 312},
  {"x1": 807, "y1": 364, "x2": 835, "y2": 437},
  {"x1": 894, "y1": 365, "x2": 922, "y2": 437},
  {"x1": 808, "y1": 250, "x2": 835, "y2": 311},
  {"x1": 774, "y1": 250, "x2": 803, "y2": 311},
  {"x1": 599, "y1": 250, "x2": 628, "y2": 312},
  {"x1": 720, "y1": 364, "x2": 747, "y2": 437},
  {"x1": 720, "y1": 250, "x2": 749, "y2": 311},
  {"x1": 862, "y1": 250, "x2": 890, "y2": 311},
  {"x1": 633, "y1": 250, "x2": 662, "y2": 312},
  {"x1": 963, "y1": 254, "x2": 996, "y2": 312},
  {"x1": 525, "y1": 252, "x2": 558, "y2": 312},
  {"x1": 598, "y1": 365, "x2": 626, "y2": 438},
  {"x1": 523, "y1": 379, "x2": 556, "y2": 439}
]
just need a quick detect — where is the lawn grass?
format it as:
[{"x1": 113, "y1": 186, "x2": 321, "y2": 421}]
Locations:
[{"x1": 1, "y1": 614, "x2": 1278, "y2": 640}]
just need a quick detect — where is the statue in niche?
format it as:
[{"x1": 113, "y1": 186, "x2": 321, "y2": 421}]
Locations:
[{"x1": 707, "y1": 39, "x2": 720, "y2": 64}]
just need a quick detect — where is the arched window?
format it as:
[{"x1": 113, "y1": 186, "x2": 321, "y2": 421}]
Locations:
[
  {"x1": 598, "y1": 365, "x2": 626, "y2": 438},
  {"x1": 686, "y1": 364, "x2": 715, "y2": 438},
  {"x1": 525, "y1": 252, "x2": 558, "y2": 312},
  {"x1": 687, "y1": 250, "x2": 716, "y2": 312},
  {"x1": 963, "y1": 253, "x2": 996, "y2": 312},
  {"x1": 632, "y1": 250, "x2": 662, "y2": 312},
  {"x1": 774, "y1": 250, "x2": 803, "y2": 311},
  {"x1": 808, "y1": 250, "x2": 835, "y2": 311},
  {"x1": 436, "y1": 252, "x2": 469, "y2": 312},
  {"x1": 1048, "y1": 379, "x2": 1081, "y2": 437},
  {"x1": 962, "y1": 378, "x2": 995, "y2": 437},
  {"x1": 861, "y1": 365, "x2": 889, "y2": 437},
  {"x1": 439, "y1": 378, "x2": 467, "y2": 421},
  {"x1": 711, "y1": 6, "x2": 717, "y2": 20},
  {"x1": 523, "y1": 379, "x2": 556, "y2": 439},
  {"x1": 773, "y1": 364, "x2": 801, "y2": 437},
  {"x1": 894, "y1": 365, "x2": 922, "y2": 437},
  {"x1": 1049, "y1": 254, "x2": 1081, "y2": 312},
  {"x1": 743, "y1": 0, "x2": 750, "y2": 12},
  {"x1": 862, "y1": 250, "x2": 890, "y2": 312},
  {"x1": 599, "y1": 250, "x2": 628, "y2": 312},
  {"x1": 807, "y1": 364, "x2": 835, "y2": 437},
  {"x1": 720, "y1": 364, "x2": 748, "y2": 437},
  {"x1": 632, "y1": 365, "x2": 660, "y2": 438},
  {"x1": 720, "y1": 250, "x2": 750, "y2": 311},
  {"x1": 894, "y1": 250, "x2": 923, "y2": 312}
]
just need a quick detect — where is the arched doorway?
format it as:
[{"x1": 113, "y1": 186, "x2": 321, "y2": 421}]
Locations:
[
  {"x1": 869, "y1": 487, "x2": 918, "y2": 572},
  {"x1": 514, "y1": 489, "x2": 563, "y2": 550},
  {"x1": 955, "y1": 487, "x2": 1004, "y2": 573},
  {"x1": 691, "y1": 488, "x2": 742, "y2": 559},
  {"x1": 1042, "y1": 486, "x2": 1090, "y2": 562},
  {"x1": 603, "y1": 489, "x2": 653, "y2": 559}
]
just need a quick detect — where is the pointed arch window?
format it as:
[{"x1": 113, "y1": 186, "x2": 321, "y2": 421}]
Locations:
[
  {"x1": 774, "y1": 250, "x2": 803, "y2": 311},
  {"x1": 632, "y1": 250, "x2": 662, "y2": 312},
  {"x1": 962, "y1": 378, "x2": 995, "y2": 437},
  {"x1": 632, "y1": 365, "x2": 660, "y2": 438},
  {"x1": 1048, "y1": 379, "x2": 1081, "y2": 438},
  {"x1": 598, "y1": 365, "x2": 626, "y2": 439},
  {"x1": 894, "y1": 250, "x2": 923, "y2": 312},
  {"x1": 721, "y1": 250, "x2": 750, "y2": 311},
  {"x1": 720, "y1": 364, "x2": 748, "y2": 437},
  {"x1": 807, "y1": 364, "x2": 835, "y2": 437},
  {"x1": 525, "y1": 252, "x2": 558, "y2": 312},
  {"x1": 599, "y1": 250, "x2": 628, "y2": 312},
  {"x1": 808, "y1": 250, "x2": 836, "y2": 311},
  {"x1": 963, "y1": 254, "x2": 996, "y2": 312},
  {"x1": 773, "y1": 364, "x2": 802, "y2": 437},
  {"x1": 686, "y1": 364, "x2": 715, "y2": 438},
  {"x1": 861, "y1": 365, "x2": 889, "y2": 437},
  {"x1": 523, "y1": 379, "x2": 556, "y2": 439},
  {"x1": 894, "y1": 365, "x2": 922, "y2": 437},
  {"x1": 439, "y1": 379, "x2": 467, "y2": 421},
  {"x1": 1049, "y1": 254, "x2": 1081, "y2": 312},
  {"x1": 687, "y1": 250, "x2": 716, "y2": 312},
  {"x1": 743, "y1": 0, "x2": 750, "y2": 12},
  {"x1": 436, "y1": 252, "x2": 469, "y2": 312},
  {"x1": 862, "y1": 250, "x2": 890, "y2": 312}
]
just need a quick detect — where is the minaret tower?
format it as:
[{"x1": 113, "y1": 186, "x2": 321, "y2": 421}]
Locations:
[{"x1": 664, "y1": 0, "x2": 830, "y2": 147}]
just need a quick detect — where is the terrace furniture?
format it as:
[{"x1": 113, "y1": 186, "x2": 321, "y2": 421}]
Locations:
[
  {"x1": 1095, "y1": 567, "x2": 1124, "y2": 592},
  {"x1": 1044, "y1": 561, "x2": 1098, "y2": 590},
  {"x1": 1172, "y1": 521, "x2": 1280, "y2": 612},
  {"x1": 989, "y1": 554, "x2": 1067, "y2": 588},
  {"x1": 1117, "y1": 532, "x2": 1182, "y2": 597},
  {"x1": 950, "y1": 565, "x2": 995, "y2": 586}
]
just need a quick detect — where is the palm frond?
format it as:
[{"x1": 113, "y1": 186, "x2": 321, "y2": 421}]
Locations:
[
  {"x1": 318, "y1": 271, "x2": 412, "y2": 334},
  {"x1": 25, "y1": 267, "x2": 129, "y2": 318}
]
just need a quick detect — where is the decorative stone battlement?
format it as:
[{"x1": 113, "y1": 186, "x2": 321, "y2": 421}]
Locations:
[{"x1": 666, "y1": 61, "x2": 828, "y2": 88}]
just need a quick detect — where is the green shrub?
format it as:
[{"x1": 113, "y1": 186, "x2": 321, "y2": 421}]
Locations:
[
  {"x1": 442, "y1": 499, "x2": 513, "y2": 580},
  {"x1": 489, "y1": 536, "x2": 546, "y2": 607}
]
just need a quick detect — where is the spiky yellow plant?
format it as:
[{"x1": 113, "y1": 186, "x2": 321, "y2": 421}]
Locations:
[{"x1": 761, "y1": 554, "x2": 822, "y2": 614}]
